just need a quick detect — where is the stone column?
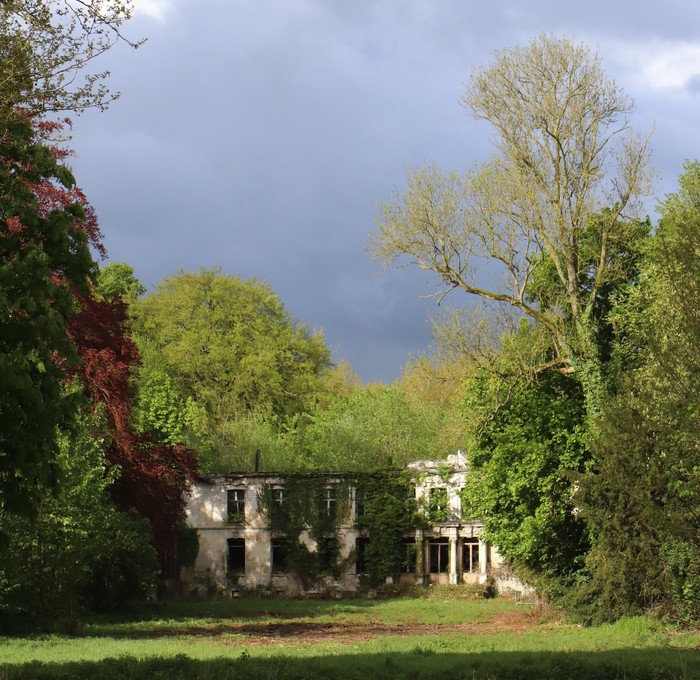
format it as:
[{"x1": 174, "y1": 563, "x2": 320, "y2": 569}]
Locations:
[
  {"x1": 478, "y1": 538, "x2": 489, "y2": 584},
  {"x1": 449, "y1": 531, "x2": 458, "y2": 585},
  {"x1": 415, "y1": 528, "x2": 425, "y2": 585}
]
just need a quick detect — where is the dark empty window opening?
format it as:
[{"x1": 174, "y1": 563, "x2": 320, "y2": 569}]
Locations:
[
  {"x1": 429, "y1": 539, "x2": 449, "y2": 574},
  {"x1": 317, "y1": 535, "x2": 337, "y2": 572},
  {"x1": 227, "y1": 538, "x2": 245, "y2": 573},
  {"x1": 271, "y1": 539, "x2": 288, "y2": 573},
  {"x1": 355, "y1": 537, "x2": 369, "y2": 574},
  {"x1": 463, "y1": 539, "x2": 480, "y2": 574},
  {"x1": 227, "y1": 489, "x2": 245, "y2": 522}
]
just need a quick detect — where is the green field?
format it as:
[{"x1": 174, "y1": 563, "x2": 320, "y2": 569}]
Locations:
[{"x1": 1, "y1": 595, "x2": 698, "y2": 679}]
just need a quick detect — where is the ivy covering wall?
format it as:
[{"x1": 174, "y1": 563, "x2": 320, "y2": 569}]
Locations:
[
  {"x1": 258, "y1": 475, "x2": 351, "y2": 588},
  {"x1": 354, "y1": 472, "x2": 422, "y2": 586},
  {"x1": 258, "y1": 472, "x2": 421, "y2": 587}
]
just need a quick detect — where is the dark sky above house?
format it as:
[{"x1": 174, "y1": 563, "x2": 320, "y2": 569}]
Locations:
[{"x1": 68, "y1": 0, "x2": 700, "y2": 383}]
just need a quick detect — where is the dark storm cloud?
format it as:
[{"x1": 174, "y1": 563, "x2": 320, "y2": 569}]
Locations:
[{"x1": 68, "y1": 0, "x2": 700, "y2": 382}]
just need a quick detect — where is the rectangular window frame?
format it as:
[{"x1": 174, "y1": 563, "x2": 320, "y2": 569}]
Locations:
[
  {"x1": 226, "y1": 489, "x2": 246, "y2": 523},
  {"x1": 271, "y1": 487, "x2": 284, "y2": 506},
  {"x1": 271, "y1": 538, "x2": 288, "y2": 574},
  {"x1": 463, "y1": 539, "x2": 480, "y2": 574},
  {"x1": 354, "y1": 487, "x2": 366, "y2": 520},
  {"x1": 320, "y1": 485, "x2": 336, "y2": 519},
  {"x1": 355, "y1": 536, "x2": 369, "y2": 575},
  {"x1": 227, "y1": 537, "x2": 246, "y2": 574},
  {"x1": 429, "y1": 539, "x2": 449, "y2": 574}
]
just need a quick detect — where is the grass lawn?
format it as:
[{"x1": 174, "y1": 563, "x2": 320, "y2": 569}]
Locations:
[{"x1": 1, "y1": 594, "x2": 698, "y2": 679}]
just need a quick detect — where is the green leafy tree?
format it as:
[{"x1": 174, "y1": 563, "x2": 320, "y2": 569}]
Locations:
[
  {"x1": 298, "y1": 385, "x2": 464, "y2": 472},
  {"x1": 370, "y1": 35, "x2": 658, "y2": 600},
  {"x1": 97, "y1": 261, "x2": 146, "y2": 302},
  {"x1": 96, "y1": 263, "x2": 203, "y2": 453},
  {"x1": 576, "y1": 161, "x2": 700, "y2": 623},
  {"x1": 464, "y1": 370, "x2": 589, "y2": 584},
  {"x1": 0, "y1": 408, "x2": 156, "y2": 631},
  {"x1": 133, "y1": 268, "x2": 331, "y2": 470},
  {"x1": 572, "y1": 396, "x2": 669, "y2": 621},
  {"x1": 203, "y1": 411, "x2": 291, "y2": 472},
  {"x1": 132, "y1": 336, "x2": 205, "y2": 448}
]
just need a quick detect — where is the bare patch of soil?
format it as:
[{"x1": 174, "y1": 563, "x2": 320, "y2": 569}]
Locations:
[
  {"x1": 238, "y1": 609, "x2": 539, "y2": 646},
  {"x1": 124, "y1": 608, "x2": 541, "y2": 645}
]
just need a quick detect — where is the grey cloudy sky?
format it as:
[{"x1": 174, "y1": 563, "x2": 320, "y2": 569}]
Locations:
[{"x1": 68, "y1": 0, "x2": 700, "y2": 383}]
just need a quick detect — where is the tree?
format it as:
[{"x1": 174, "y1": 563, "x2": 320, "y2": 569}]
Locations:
[
  {"x1": 97, "y1": 261, "x2": 146, "y2": 302},
  {"x1": 298, "y1": 384, "x2": 464, "y2": 471},
  {"x1": 3, "y1": 122, "x2": 196, "y2": 556},
  {"x1": 464, "y1": 370, "x2": 589, "y2": 585},
  {"x1": 67, "y1": 288, "x2": 197, "y2": 564},
  {"x1": 0, "y1": 107, "x2": 96, "y2": 513},
  {"x1": 0, "y1": 408, "x2": 157, "y2": 631},
  {"x1": 370, "y1": 34, "x2": 653, "y2": 416},
  {"x1": 575, "y1": 161, "x2": 700, "y2": 623},
  {"x1": 317, "y1": 359, "x2": 363, "y2": 403},
  {"x1": 134, "y1": 269, "x2": 332, "y2": 471},
  {"x1": 0, "y1": 0, "x2": 142, "y2": 115},
  {"x1": 132, "y1": 335, "x2": 206, "y2": 447}
]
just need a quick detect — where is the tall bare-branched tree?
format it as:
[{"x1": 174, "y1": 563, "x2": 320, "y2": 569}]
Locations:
[{"x1": 370, "y1": 34, "x2": 654, "y2": 416}]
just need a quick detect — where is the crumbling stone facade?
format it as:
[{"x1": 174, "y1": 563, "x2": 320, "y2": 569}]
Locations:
[{"x1": 185, "y1": 453, "x2": 505, "y2": 594}]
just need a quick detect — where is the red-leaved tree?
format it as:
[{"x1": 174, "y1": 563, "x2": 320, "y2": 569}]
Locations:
[{"x1": 67, "y1": 292, "x2": 197, "y2": 562}]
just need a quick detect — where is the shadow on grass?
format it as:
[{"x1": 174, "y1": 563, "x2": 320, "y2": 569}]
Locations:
[
  {"x1": 86, "y1": 597, "x2": 381, "y2": 624},
  {"x1": 2, "y1": 648, "x2": 698, "y2": 680},
  {"x1": 81, "y1": 619, "x2": 368, "y2": 639},
  {"x1": 66, "y1": 598, "x2": 384, "y2": 638}
]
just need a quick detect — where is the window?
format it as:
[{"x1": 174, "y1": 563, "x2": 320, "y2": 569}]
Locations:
[
  {"x1": 226, "y1": 489, "x2": 245, "y2": 522},
  {"x1": 463, "y1": 539, "x2": 480, "y2": 574},
  {"x1": 227, "y1": 538, "x2": 245, "y2": 573},
  {"x1": 428, "y1": 487, "x2": 448, "y2": 523},
  {"x1": 354, "y1": 487, "x2": 366, "y2": 519},
  {"x1": 271, "y1": 487, "x2": 283, "y2": 506},
  {"x1": 320, "y1": 486, "x2": 336, "y2": 518},
  {"x1": 355, "y1": 537, "x2": 369, "y2": 574},
  {"x1": 317, "y1": 535, "x2": 337, "y2": 571},
  {"x1": 271, "y1": 539, "x2": 288, "y2": 573},
  {"x1": 429, "y1": 539, "x2": 449, "y2": 574},
  {"x1": 401, "y1": 538, "x2": 417, "y2": 573}
]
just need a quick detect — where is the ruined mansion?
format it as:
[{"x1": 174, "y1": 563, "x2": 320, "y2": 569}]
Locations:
[{"x1": 185, "y1": 453, "x2": 514, "y2": 594}]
